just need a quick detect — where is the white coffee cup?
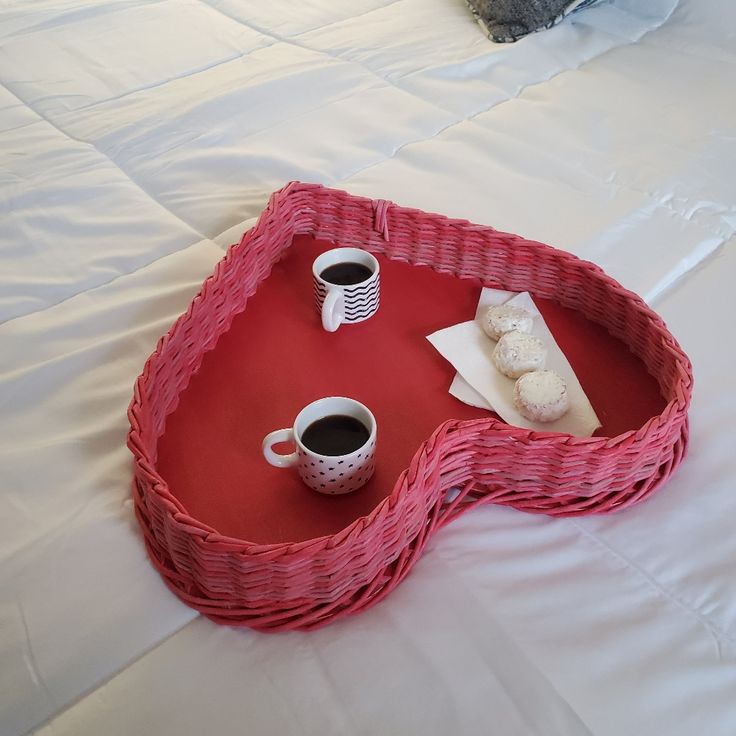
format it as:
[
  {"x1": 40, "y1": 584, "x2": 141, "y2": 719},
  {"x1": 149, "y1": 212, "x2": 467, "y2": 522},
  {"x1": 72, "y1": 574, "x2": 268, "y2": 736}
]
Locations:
[
  {"x1": 313, "y1": 248, "x2": 380, "y2": 332},
  {"x1": 262, "y1": 397, "x2": 377, "y2": 495}
]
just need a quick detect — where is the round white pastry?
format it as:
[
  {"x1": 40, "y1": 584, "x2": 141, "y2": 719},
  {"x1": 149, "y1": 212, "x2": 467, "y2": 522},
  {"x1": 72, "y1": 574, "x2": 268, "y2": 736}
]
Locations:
[
  {"x1": 492, "y1": 331, "x2": 547, "y2": 379},
  {"x1": 514, "y1": 370, "x2": 569, "y2": 423},
  {"x1": 482, "y1": 304, "x2": 534, "y2": 341}
]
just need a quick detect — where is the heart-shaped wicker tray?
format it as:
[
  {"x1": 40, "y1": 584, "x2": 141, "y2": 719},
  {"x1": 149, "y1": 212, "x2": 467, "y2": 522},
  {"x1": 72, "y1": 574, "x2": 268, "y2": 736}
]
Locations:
[{"x1": 128, "y1": 182, "x2": 692, "y2": 631}]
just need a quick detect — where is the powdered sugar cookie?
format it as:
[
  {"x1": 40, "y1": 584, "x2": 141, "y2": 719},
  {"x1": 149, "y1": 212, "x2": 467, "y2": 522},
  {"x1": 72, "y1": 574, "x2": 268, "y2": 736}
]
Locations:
[
  {"x1": 514, "y1": 370, "x2": 569, "y2": 423},
  {"x1": 492, "y1": 331, "x2": 546, "y2": 379},
  {"x1": 481, "y1": 304, "x2": 533, "y2": 341}
]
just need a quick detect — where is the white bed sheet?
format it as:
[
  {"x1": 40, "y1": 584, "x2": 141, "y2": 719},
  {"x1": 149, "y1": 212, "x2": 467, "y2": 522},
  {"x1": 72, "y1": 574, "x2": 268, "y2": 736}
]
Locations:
[{"x1": 1, "y1": 0, "x2": 734, "y2": 734}]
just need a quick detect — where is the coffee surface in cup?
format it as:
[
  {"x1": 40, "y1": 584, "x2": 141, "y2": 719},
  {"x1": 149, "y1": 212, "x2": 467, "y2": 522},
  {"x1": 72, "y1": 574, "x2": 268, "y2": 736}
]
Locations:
[
  {"x1": 301, "y1": 415, "x2": 370, "y2": 456},
  {"x1": 320, "y1": 262, "x2": 373, "y2": 286}
]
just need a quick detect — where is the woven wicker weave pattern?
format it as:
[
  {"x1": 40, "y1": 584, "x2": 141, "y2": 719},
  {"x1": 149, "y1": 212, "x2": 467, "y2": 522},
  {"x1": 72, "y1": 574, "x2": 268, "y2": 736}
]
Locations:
[{"x1": 128, "y1": 182, "x2": 692, "y2": 631}]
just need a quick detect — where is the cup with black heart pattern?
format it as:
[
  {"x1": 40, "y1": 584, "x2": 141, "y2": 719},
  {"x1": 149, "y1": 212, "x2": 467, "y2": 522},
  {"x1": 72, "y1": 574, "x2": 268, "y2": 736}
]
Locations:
[
  {"x1": 313, "y1": 248, "x2": 380, "y2": 332},
  {"x1": 262, "y1": 397, "x2": 377, "y2": 495}
]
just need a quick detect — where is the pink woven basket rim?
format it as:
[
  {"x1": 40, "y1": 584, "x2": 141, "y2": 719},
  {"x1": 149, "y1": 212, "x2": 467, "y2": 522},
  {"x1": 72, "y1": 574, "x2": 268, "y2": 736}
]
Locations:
[{"x1": 127, "y1": 181, "x2": 693, "y2": 558}]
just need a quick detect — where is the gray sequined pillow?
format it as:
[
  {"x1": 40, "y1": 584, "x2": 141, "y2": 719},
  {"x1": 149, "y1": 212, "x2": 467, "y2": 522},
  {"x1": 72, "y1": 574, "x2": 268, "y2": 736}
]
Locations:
[{"x1": 467, "y1": 0, "x2": 604, "y2": 43}]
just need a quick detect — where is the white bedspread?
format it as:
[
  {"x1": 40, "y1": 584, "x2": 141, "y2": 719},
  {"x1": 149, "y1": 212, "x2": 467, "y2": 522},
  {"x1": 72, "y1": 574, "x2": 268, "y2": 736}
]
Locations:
[{"x1": 1, "y1": 0, "x2": 734, "y2": 734}]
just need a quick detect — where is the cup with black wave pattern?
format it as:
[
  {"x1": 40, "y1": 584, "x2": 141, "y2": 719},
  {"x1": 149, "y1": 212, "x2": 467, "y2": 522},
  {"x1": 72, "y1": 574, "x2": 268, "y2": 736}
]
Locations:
[{"x1": 312, "y1": 248, "x2": 380, "y2": 332}]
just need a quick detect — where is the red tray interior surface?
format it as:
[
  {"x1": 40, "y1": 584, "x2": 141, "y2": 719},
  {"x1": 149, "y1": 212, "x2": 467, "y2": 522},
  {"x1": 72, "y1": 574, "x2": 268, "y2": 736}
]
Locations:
[{"x1": 157, "y1": 235, "x2": 665, "y2": 544}]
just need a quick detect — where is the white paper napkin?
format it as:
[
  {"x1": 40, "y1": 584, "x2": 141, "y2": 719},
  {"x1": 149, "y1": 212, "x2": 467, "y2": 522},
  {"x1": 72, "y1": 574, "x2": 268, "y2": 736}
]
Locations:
[{"x1": 427, "y1": 290, "x2": 601, "y2": 436}]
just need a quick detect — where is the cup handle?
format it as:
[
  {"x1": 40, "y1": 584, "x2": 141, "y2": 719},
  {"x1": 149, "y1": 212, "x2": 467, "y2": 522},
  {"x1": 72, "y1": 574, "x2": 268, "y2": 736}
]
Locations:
[
  {"x1": 322, "y1": 288, "x2": 344, "y2": 332},
  {"x1": 262, "y1": 428, "x2": 298, "y2": 468}
]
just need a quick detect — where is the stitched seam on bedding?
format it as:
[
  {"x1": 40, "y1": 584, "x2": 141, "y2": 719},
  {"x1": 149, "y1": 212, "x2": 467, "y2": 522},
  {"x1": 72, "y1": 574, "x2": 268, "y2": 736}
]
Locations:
[
  {"x1": 568, "y1": 518, "x2": 736, "y2": 649},
  {"x1": 426, "y1": 555, "x2": 596, "y2": 736},
  {"x1": 594, "y1": 160, "x2": 734, "y2": 239},
  {"x1": 0, "y1": 79, "x2": 208, "y2": 238},
  {"x1": 70, "y1": 43, "x2": 279, "y2": 114},
  {"x1": 0, "y1": 70, "x2": 428, "y2": 309},
  {"x1": 0, "y1": 79, "x2": 216, "y2": 328},
  {"x1": 0, "y1": 0, "x2": 168, "y2": 42},
  {"x1": 645, "y1": 234, "x2": 730, "y2": 305},
  {"x1": 0, "y1": 4, "x2": 278, "y2": 117},
  {"x1": 17, "y1": 615, "x2": 199, "y2": 736},
  {"x1": 643, "y1": 36, "x2": 736, "y2": 66},
  {"x1": 0, "y1": 89, "x2": 214, "y2": 328},
  {"x1": 0, "y1": 237, "x2": 221, "y2": 330},
  {"x1": 457, "y1": 119, "x2": 735, "y2": 268},
  {"x1": 196, "y1": 0, "x2": 456, "y2": 120},
  {"x1": 198, "y1": 0, "x2": 406, "y2": 41},
  {"x1": 437, "y1": 515, "x2": 736, "y2": 660},
  {"x1": 200, "y1": 0, "x2": 592, "y2": 127},
  {"x1": 295, "y1": 10, "x2": 630, "y2": 87},
  {"x1": 223, "y1": 0, "x2": 673, "y2": 97},
  {"x1": 649, "y1": 236, "x2": 732, "y2": 308}
]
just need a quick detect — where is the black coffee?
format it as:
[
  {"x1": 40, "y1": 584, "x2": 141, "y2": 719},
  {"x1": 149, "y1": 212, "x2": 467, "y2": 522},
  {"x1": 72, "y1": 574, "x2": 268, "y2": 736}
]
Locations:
[
  {"x1": 301, "y1": 415, "x2": 370, "y2": 456},
  {"x1": 320, "y1": 262, "x2": 373, "y2": 286}
]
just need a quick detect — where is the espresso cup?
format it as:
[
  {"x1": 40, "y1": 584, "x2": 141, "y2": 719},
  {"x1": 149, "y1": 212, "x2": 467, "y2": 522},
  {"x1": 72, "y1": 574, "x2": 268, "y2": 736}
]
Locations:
[
  {"x1": 313, "y1": 248, "x2": 380, "y2": 332},
  {"x1": 262, "y1": 397, "x2": 377, "y2": 495}
]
